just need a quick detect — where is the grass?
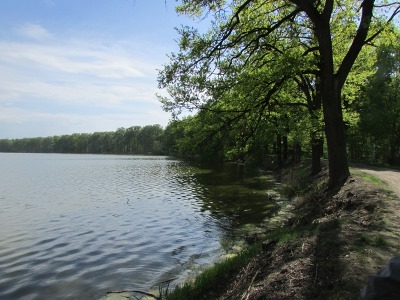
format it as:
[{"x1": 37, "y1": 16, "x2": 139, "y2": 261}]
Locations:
[
  {"x1": 350, "y1": 169, "x2": 389, "y2": 189},
  {"x1": 165, "y1": 223, "x2": 321, "y2": 300},
  {"x1": 359, "y1": 234, "x2": 387, "y2": 247},
  {"x1": 165, "y1": 243, "x2": 260, "y2": 300},
  {"x1": 266, "y1": 225, "x2": 311, "y2": 242},
  {"x1": 165, "y1": 222, "x2": 343, "y2": 299}
]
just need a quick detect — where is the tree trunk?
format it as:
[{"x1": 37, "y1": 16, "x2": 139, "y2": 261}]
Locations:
[
  {"x1": 293, "y1": 142, "x2": 302, "y2": 163},
  {"x1": 316, "y1": 23, "x2": 350, "y2": 188},
  {"x1": 276, "y1": 134, "x2": 283, "y2": 168},
  {"x1": 321, "y1": 83, "x2": 350, "y2": 187},
  {"x1": 311, "y1": 136, "x2": 323, "y2": 175},
  {"x1": 295, "y1": 0, "x2": 375, "y2": 187},
  {"x1": 282, "y1": 135, "x2": 288, "y2": 162},
  {"x1": 388, "y1": 140, "x2": 400, "y2": 165}
]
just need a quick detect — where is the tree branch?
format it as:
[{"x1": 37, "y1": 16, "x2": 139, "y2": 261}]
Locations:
[
  {"x1": 336, "y1": 0, "x2": 375, "y2": 90},
  {"x1": 364, "y1": 4, "x2": 400, "y2": 45}
]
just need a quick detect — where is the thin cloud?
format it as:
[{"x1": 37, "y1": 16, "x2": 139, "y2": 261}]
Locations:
[
  {"x1": 0, "y1": 23, "x2": 163, "y2": 106},
  {"x1": 17, "y1": 23, "x2": 52, "y2": 40},
  {"x1": 0, "y1": 75, "x2": 158, "y2": 107},
  {"x1": 0, "y1": 23, "x2": 170, "y2": 138},
  {"x1": 0, "y1": 41, "x2": 147, "y2": 79}
]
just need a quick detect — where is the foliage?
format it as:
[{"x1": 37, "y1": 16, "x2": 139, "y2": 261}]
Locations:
[
  {"x1": 0, "y1": 125, "x2": 165, "y2": 155},
  {"x1": 2, "y1": 2, "x2": 399, "y2": 172},
  {"x1": 159, "y1": 0, "x2": 400, "y2": 187},
  {"x1": 358, "y1": 37, "x2": 400, "y2": 165}
]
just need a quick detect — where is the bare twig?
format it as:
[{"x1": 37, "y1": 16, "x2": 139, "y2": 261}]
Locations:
[
  {"x1": 105, "y1": 290, "x2": 160, "y2": 299},
  {"x1": 240, "y1": 269, "x2": 260, "y2": 300}
]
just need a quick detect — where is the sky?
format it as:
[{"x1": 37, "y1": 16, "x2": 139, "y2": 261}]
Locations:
[{"x1": 0, "y1": 0, "x2": 208, "y2": 139}]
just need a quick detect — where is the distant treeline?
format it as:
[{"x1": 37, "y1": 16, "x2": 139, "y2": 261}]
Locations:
[{"x1": 0, "y1": 125, "x2": 166, "y2": 155}]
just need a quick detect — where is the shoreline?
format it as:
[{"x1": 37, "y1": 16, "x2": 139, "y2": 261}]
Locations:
[{"x1": 162, "y1": 163, "x2": 400, "y2": 299}]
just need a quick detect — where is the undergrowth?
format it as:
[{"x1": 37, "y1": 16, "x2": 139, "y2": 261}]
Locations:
[{"x1": 165, "y1": 243, "x2": 260, "y2": 300}]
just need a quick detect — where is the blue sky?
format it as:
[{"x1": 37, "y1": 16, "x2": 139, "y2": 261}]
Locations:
[{"x1": 0, "y1": 0, "x2": 207, "y2": 139}]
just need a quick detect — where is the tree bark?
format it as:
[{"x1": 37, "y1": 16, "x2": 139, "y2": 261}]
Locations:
[
  {"x1": 314, "y1": 17, "x2": 350, "y2": 188},
  {"x1": 311, "y1": 135, "x2": 323, "y2": 175},
  {"x1": 282, "y1": 135, "x2": 288, "y2": 162},
  {"x1": 322, "y1": 90, "x2": 350, "y2": 187},
  {"x1": 293, "y1": 142, "x2": 302, "y2": 163},
  {"x1": 276, "y1": 134, "x2": 283, "y2": 168}
]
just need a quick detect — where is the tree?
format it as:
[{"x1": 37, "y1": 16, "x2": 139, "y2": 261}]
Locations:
[
  {"x1": 125, "y1": 126, "x2": 141, "y2": 153},
  {"x1": 114, "y1": 127, "x2": 128, "y2": 153},
  {"x1": 161, "y1": 0, "x2": 399, "y2": 187},
  {"x1": 138, "y1": 125, "x2": 164, "y2": 154},
  {"x1": 360, "y1": 38, "x2": 400, "y2": 164}
]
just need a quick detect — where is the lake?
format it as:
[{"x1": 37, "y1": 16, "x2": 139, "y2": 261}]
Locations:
[{"x1": 0, "y1": 153, "x2": 283, "y2": 299}]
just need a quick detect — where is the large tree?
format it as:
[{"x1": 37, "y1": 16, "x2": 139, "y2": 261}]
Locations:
[{"x1": 161, "y1": 0, "x2": 399, "y2": 187}]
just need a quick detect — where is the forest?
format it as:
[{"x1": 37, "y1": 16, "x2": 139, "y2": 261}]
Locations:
[
  {"x1": 0, "y1": 125, "x2": 165, "y2": 155},
  {"x1": 1, "y1": 38, "x2": 400, "y2": 167},
  {"x1": 160, "y1": 33, "x2": 400, "y2": 168},
  {"x1": 157, "y1": 0, "x2": 400, "y2": 188},
  {"x1": 1, "y1": 1, "x2": 399, "y2": 187}
]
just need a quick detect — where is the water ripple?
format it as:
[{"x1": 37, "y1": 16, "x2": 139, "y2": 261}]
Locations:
[{"x1": 0, "y1": 154, "x2": 279, "y2": 299}]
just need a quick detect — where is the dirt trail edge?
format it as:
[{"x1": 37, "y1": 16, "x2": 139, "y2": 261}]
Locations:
[{"x1": 353, "y1": 165, "x2": 400, "y2": 198}]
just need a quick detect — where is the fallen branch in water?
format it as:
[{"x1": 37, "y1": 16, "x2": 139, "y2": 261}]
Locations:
[
  {"x1": 105, "y1": 290, "x2": 160, "y2": 299},
  {"x1": 105, "y1": 278, "x2": 176, "y2": 300}
]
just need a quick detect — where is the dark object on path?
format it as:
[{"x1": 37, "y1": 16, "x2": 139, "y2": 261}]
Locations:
[{"x1": 360, "y1": 256, "x2": 400, "y2": 300}]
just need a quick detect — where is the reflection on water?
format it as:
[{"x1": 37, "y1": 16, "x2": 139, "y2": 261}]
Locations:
[
  {"x1": 0, "y1": 153, "x2": 283, "y2": 299},
  {"x1": 193, "y1": 163, "x2": 282, "y2": 225}
]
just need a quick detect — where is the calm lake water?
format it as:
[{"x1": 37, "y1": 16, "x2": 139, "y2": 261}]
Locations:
[{"x1": 0, "y1": 153, "x2": 282, "y2": 299}]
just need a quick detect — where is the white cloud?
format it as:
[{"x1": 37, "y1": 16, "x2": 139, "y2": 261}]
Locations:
[
  {"x1": 17, "y1": 23, "x2": 52, "y2": 40},
  {"x1": 0, "y1": 23, "x2": 171, "y2": 138},
  {"x1": 0, "y1": 72, "x2": 159, "y2": 109},
  {"x1": 0, "y1": 24, "x2": 165, "y2": 105},
  {"x1": 0, "y1": 40, "x2": 150, "y2": 79}
]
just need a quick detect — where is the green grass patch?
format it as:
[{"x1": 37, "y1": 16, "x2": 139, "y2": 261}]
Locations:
[
  {"x1": 350, "y1": 169, "x2": 389, "y2": 189},
  {"x1": 266, "y1": 226, "x2": 307, "y2": 243},
  {"x1": 166, "y1": 225, "x2": 315, "y2": 300},
  {"x1": 166, "y1": 244, "x2": 260, "y2": 300},
  {"x1": 359, "y1": 234, "x2": 387, "y2": 247}
]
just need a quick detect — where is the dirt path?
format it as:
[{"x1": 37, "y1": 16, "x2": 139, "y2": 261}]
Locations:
[{"x1": 352, "y1": 165, "x2": 400, "y2": 197}]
